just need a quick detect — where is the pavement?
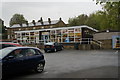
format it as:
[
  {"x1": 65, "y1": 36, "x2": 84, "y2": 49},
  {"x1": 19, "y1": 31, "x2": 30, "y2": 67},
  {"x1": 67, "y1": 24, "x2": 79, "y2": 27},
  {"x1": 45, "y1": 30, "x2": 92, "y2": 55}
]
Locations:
[{"x1": 4, "y1": 49, "x2": 119, "y2": 79}]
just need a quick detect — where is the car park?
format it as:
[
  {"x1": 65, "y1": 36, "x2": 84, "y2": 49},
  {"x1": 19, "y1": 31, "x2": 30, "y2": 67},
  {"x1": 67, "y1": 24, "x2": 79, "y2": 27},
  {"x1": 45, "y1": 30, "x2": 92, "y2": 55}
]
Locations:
[
  {"x1": 0, "y1": 42, "x2": 22, "y2": 49},
  {"x1": 44, "y1": 42, "x2": 64, "y2": 53},
  {"x1": 0, "y1": 47, "x2": 45, "y2": 75}
]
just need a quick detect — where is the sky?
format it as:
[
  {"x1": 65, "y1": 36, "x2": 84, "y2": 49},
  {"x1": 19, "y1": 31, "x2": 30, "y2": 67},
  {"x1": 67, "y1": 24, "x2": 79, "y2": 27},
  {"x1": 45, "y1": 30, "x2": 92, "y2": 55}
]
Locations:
[{"x1": 1, "y1": 0, "x2": 103, "y2": 27}]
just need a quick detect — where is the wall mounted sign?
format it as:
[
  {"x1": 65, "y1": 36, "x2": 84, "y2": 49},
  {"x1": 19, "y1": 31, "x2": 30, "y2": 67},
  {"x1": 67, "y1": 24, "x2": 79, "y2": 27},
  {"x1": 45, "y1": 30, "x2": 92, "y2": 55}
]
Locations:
[{"x1": 112, "y1": 35, "x2": 120, "y2": 49}]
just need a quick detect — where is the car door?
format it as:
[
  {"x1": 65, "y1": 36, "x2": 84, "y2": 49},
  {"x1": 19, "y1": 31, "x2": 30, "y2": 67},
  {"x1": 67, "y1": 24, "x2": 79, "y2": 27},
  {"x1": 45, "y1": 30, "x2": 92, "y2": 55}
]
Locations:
[
  {"x1": 55, "y1": 42, "x2": 61, "y2": 50},
  {"x1": 54, "y1": 42, "x2": 58, "y2": 50},
  {"x1": 21, "y1": 48, "x2": 43, "y2": 70},
  {"x1": 3, "y1": 49, "x2": 26, "y2": 74}
]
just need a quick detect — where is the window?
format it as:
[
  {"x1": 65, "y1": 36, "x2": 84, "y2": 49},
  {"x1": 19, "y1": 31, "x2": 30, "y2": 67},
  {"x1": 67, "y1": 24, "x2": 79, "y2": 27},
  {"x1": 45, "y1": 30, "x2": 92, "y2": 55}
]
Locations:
[
  {"x1": 54, "y1": 42, "x2": 59, "y2": 46},
  {"x1": 35, "y1": 49, "x2": 42, "y2": 55},
  {"x1": 23, "y1": 49, "x2": 36, "y2": 57},
  {"x1": 11, "y1": 49, "x2": 24, "y2": 58}
]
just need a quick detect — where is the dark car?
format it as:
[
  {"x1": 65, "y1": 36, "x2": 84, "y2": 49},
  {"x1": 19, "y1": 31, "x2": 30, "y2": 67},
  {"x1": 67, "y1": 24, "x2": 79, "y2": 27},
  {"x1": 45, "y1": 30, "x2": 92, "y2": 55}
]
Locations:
[
  {"x1": 44, "y1": 42, "x2": 63, "y2": 53},
  {"x1": 0, "y1": 42, "x2": 22, "y2": 49},
  {"x1": 0, "y1": 47, "x2": 45, "y2": 76}
]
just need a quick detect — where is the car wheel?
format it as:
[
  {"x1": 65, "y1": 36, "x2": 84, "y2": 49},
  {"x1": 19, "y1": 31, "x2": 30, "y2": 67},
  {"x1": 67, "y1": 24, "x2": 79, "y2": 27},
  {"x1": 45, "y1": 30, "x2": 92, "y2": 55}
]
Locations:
[
  {"x1": 61, "y1": 47, "x2": 64, "y2": 50},
  {"x1": 45, "y1": 50, "x2": 47, "y2": 53},
  {"x1": 35, "y1": 63, "x2": 44, "y2": 73},
  {"x1": 54, "y1": 48, "x2": 57, "y2": 52}
]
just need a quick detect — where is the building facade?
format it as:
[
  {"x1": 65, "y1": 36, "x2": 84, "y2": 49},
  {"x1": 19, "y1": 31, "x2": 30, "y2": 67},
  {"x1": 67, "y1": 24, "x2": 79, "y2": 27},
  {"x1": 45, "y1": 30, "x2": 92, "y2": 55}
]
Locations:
[
  {"x1": 7, "y1": 18, "x2": 100, "y2": 49},
  {"x1": 7, "y1": 18, "x2": 66, "y2": 41},
  {"x1": 14, "y1": 25, "x2": 98, "y2": 44}
]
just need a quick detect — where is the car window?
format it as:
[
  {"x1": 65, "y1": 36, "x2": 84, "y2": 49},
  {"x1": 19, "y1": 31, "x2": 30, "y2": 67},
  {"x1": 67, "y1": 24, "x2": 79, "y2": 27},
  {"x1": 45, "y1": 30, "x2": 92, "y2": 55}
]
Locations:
[
  {"x1": 54, "y1": 42, "x2": 58, "y2": 45},
  {"x1": 57, "y1": 43, "x2": 60, "y2": 45},
  {"x1": 23, "y1": 49, "x2": 36, "y2": 57},
  {"x1": 10, "y1": 49, "x2": 24, "y2": 58},
  {"x1": 35, "y1": 49, "x2": 42, "y2": 55}
]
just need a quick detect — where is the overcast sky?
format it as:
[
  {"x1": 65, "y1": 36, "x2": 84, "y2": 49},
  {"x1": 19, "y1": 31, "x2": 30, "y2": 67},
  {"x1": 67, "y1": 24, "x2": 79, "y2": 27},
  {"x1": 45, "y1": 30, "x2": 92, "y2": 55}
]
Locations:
[{"x1": 1, "y1": 0, "x2": 103, "y2": 27}]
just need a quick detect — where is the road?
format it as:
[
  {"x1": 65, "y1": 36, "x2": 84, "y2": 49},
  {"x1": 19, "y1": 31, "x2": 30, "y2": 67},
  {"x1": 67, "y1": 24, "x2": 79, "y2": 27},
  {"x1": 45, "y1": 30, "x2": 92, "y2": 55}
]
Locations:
[{"x1": 5, "y1": 49, "x2": 119, "y2": 79}]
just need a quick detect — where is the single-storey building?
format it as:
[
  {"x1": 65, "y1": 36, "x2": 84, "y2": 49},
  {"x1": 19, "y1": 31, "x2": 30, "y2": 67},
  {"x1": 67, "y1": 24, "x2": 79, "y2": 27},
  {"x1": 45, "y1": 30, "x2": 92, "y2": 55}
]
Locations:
[
  {"x1": 6, "y1": 18, "x2": 101, "y2": 49},
  {"x1": 14, "y1": 25, "x2": 98, "y2": 44},
  {"x1": 93, "y1": 30, "x2": 120, "y2": 49}
]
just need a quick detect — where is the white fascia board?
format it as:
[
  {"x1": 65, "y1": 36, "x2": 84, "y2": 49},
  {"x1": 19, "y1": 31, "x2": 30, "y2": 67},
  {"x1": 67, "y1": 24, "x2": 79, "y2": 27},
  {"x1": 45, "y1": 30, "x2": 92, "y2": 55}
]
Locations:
[
  {"x1": 81, "y1": 25, "x2": 98, "y2": 32},
  {"x1": 14, "y1": 25, "x2": 98, "y2": 33}
]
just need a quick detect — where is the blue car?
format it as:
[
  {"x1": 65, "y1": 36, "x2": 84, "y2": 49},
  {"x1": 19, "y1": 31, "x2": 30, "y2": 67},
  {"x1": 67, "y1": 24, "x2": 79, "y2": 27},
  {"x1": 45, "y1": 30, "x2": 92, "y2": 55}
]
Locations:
[{"x1": 0, "y1": 47, "x2": 45, "y2": 76}]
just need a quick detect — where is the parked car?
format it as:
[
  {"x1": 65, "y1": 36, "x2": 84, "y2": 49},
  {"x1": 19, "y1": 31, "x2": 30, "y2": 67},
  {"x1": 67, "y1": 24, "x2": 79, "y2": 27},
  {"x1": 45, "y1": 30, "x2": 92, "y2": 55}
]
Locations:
[
  {"x1": 0, "y1": 47, "x2": 45, "y2": 76},
  {"x1": 0, "y1": 42, "x2": 22, "y2": 49},
  {"x1": 44, "y1": 42, "x2": 64, "y2": 53}
]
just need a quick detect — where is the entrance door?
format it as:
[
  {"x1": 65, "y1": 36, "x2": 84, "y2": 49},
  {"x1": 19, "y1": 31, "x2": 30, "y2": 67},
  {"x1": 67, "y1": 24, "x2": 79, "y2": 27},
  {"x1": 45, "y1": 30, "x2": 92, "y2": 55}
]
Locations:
[{"x1": 43, "y1": 35, "x2": 49, "y2": 43}]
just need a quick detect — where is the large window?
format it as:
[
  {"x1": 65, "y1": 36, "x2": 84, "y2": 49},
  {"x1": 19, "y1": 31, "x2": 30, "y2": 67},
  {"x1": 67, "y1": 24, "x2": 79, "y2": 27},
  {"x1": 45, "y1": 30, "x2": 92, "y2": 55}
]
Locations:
[
  {"x1": 16, "y1": 31, "x2": 39, "y2": 44},
  {"x1": 50, "y1": 30, "x2": 56, "y2": 42},
  {"x1": 68, "y1": 28, "x2": 74, "y2": 42},
  {"x1": 16, "y1": 27, "x2": 82, "y2": 44},
  {"x1": 62, "y1": 29, "x2": 68, "y2": 42},
  {"x1": 49, "y1": 28, "x2": 82, "y2": 43},
  {"x1": 74, "y1": 28, "x2": 81, "y2": 42}
]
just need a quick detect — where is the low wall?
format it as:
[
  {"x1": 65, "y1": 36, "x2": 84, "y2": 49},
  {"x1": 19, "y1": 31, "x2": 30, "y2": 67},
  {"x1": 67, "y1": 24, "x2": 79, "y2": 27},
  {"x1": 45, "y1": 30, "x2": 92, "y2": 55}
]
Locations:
[
  {"x1": 24, "y1": 42, "x2": 101, "y2": 50},
  {"x1": 61, "y1": 43, "x2": 77, "y2": 49},
  {"x1": 100, "y1": 39, "x2": 112, "y2": 49},
  {"x1": 78, "y1": 44, "x2": 91, "y2": 50}
]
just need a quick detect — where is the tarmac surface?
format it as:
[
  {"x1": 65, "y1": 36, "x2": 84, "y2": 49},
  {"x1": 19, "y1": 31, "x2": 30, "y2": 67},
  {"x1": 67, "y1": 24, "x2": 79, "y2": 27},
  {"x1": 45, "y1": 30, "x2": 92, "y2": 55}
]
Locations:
[{"x1": 4, "y1": 49, "x2": 119, "y2": 79}]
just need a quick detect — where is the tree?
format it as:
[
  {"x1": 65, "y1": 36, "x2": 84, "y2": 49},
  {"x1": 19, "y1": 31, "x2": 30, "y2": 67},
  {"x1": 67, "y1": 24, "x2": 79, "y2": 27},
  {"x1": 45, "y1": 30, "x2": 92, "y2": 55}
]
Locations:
[
  {"x1": 0, "y1": 19, "x2": 7, "y2": 39},
  {"x1": 86, "y1": 11, "x2": 111, "y2": 30},
  {"x1": 96, "y1": 1, "x2": 120, "y2": 30},
  {"x1": 9, "y1": 14, "x2": 27, "y2": 27},
  {"x1": 103, "y1": 2, "x2": 120, "y2": 30},
  {"x1": 68, "y1": 14, "x2": 88, "y2": 26},
  {"x1": 85, "y1": 12, "x2": 100, "y2": 30},
  {"x1": 68, "y1": 1, "x2": 120, "y2": 31}
]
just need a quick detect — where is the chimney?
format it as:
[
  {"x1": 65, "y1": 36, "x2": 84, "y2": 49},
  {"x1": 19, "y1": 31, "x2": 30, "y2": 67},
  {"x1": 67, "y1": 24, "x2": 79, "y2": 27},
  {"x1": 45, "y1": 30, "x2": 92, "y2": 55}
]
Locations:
[
  {"x1": 40, "y1": 17, "x2": 44, "y2": 25},
  {"x1": 38, "y1": 20, "x2": 41, "y2": 22},
  {"x1": 32, "y1": 20, "x2": 36, "y2": 26},
  {"x1": 19, "y1": 23, "x2": 22, "y2": 27},
  {"x1": 41, "y1": 21, "x2": 44, "y2": 25},
  {"x1": 38, "y1": 17, "x2": 42, "y2": 22},
  {"x1": 26, "y1": 21, "x2": 29, "y2": 26},
  {"x1": 59, "y1": 17, "x2": 62, "y2": 21},
  {"x1": 48, "y1": 18, "x2": 51, "y2": 24}
]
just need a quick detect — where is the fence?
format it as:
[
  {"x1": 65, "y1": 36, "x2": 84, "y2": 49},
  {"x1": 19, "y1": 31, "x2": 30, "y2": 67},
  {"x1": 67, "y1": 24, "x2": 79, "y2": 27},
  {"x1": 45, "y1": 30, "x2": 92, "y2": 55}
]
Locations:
[{"x1": 79, "y1": 38, "x2": 102, "y2": 48}]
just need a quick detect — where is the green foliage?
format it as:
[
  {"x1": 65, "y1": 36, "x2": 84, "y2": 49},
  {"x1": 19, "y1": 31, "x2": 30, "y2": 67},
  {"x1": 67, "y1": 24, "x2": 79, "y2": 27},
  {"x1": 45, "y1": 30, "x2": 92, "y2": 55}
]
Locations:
[
  {"x1": 0, "y1": 19, "x2": 7, "y2": 39},
  {"x1": 9, "y1": 14, "x2": 27, "y2": 27},
  {"x1": 85, "y1": 12, "x2": 100, "y2": 30},
  {"x1": 68, "y1": 14, "x2": 88, "y2": 26},
  {"x1": 68, "y1": 1, "x2": 120, "y2": 31},
  {"x1": 103, "y1": 2, "x2": 120, "y2": 30},
  {"x1": 0, "y1": 21, "x2": 2, "y2": 33},
  {"x1": 86, "y1": 11, "x2": 110, "y2": 30},
  {"x1": 0, "y1": 19, "x2": 5, "y2": 33}
]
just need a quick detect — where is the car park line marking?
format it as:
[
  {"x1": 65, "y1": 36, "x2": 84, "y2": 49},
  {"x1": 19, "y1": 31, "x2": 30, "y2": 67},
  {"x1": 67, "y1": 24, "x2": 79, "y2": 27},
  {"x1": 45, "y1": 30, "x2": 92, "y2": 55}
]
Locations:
[
  {"x1": 43, "y1": 71, "x2": 48, "y2": 74},
  {"x1": 115, "y1": 51, "x2": 118, "y2": 54}
]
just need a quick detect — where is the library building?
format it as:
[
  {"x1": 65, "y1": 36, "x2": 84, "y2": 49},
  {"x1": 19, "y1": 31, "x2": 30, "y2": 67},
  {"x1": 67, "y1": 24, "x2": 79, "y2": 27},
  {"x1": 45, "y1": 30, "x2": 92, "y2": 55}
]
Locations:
[
  {"x1": 7, "y1": 18, "x2": 100, "y2": 49},
  {"x1": 14, "y1": 25, "x2": 98, "y2": 44}
]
